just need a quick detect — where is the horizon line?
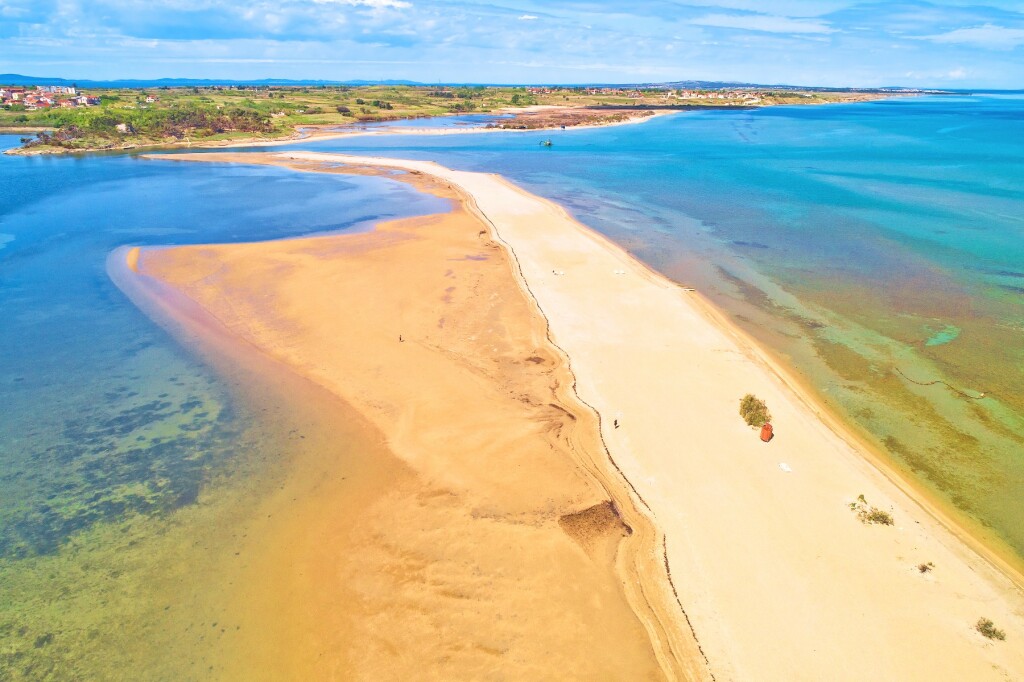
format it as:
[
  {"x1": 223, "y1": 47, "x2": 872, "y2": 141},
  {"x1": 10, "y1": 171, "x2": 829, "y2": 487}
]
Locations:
[{"x1": 1, "y1": 72, "x2": 1011, "y2": 92}]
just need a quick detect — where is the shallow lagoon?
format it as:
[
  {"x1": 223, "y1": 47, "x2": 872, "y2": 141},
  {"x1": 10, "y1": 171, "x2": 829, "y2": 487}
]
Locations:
[{"x1": 0, "y1": 140, "x2": 445, "y2": 677}]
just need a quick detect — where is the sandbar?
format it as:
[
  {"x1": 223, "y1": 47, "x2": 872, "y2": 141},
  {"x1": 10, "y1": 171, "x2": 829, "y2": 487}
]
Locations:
[
  {"x1": 126, "y1": 150, "x2": 1024, "y2": 681},
  {"x1": 118, "y1": 157, "x2": 702, "y2": 680}
]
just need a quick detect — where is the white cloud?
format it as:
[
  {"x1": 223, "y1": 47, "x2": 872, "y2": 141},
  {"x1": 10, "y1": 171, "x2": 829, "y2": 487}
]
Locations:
[
  {"x1": 672, "y1": 0, "x2": 852, "y2": 17},
  {"x1": 918, "y1": 23, "x2": 1024, "y2": 49},
  {"x1": 312, "y1": 0, "x2": 412, "y2": 8},
  {"x1": 518, "y1": 14, "x2": 538, "y2": 21},
  {"x1": 947, "y1": 66, "x2": 967, "y2": 79},
  {"x1": 691, "y1": 13, "x2": 835, "y2": 34},
  {"x1": 1, "y1": 5, "x2": 29, "y2": 19}
]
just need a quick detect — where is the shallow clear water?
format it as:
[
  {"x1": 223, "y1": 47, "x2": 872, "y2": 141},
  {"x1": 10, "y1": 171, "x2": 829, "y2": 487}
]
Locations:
[
  {"x1": 0, "y1": 144, "x2": 445, "y2": 553},
  {"x1": 0, "y1": 140, "x2": 446, "y2": 677}
]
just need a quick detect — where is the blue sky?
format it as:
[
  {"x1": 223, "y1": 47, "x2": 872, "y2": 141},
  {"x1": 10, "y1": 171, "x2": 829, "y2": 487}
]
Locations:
[{"x1": 1, "y1": 0, "x2": 1022, "y2": 87}]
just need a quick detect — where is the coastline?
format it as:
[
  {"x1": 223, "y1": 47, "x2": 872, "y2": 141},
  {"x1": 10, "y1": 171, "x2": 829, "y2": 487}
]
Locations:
[
  {"x1": 265, "y1": 151, "x2": 1024, "y2": 587},
  {"x1": 2, "y1": 107, "x2": 670, "y2": 156},
  {"x1": 684, "y1": 285, "x2": 1024, "y2": 589},
  {"x1": 3, "y1": 90, "x2": 905, "y2": 156},
  {"x1": 127, "y1": 151, "x2": 1024, "y2": 679},
  {"x1": 107, "y1": 244, "x2": 417, "y2": 679},
  {"x1": 412, "y1": 159, "x2": 1024, "y2": 678},
  {"x1": 116, "y1": 165, "x2": 704, "y2": 679}
]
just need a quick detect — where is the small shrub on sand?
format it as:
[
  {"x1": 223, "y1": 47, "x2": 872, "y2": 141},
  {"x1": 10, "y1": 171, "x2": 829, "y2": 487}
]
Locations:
[
  {"x1": 849, "y1": 494, "x2": 894, "y2": 526},
  {"x1": 976, "y1": 618, "x2": 1006, "y2": 641},
  {"x1": 862, "y1": 508, "x2": 894, "y2": 525},
  {"x1": 917, "y1": 562, "x2": 934, "y2": 573},
  {"x1": 739, "y1": 394, "x2": 771, "y2": 427}
]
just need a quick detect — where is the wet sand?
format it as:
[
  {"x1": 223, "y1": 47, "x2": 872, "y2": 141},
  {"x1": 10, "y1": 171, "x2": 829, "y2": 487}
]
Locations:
[
  {"x1": 126, "y1": 151, "x2": 1024, "y2": 681},
  {"x1": 117, "y1": 162, "x2": 701, "y2": 679}
]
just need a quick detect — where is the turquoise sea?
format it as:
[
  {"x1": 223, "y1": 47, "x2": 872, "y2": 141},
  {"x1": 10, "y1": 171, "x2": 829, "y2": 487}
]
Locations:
[{"x1": 1, "y1": 94, "x2": 1022, "y2": 676}]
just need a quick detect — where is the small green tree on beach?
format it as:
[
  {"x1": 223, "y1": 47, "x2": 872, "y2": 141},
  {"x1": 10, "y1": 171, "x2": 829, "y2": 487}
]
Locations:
[
  {"x1": 739, "y1": 394, "x2": 771, "y2": 427},
  {"x1": 849, "y1": 494, "x2": 895, "y2": 526},
  {"x1": 976, "y1": 618, "x2": 1006, "y2": 641}
]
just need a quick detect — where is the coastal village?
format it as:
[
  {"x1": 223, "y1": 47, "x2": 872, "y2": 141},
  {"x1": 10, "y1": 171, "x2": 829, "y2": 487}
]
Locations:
[
  {"x1": 527, "y1": 85, "x2": 766, "y2": 103},
  {"x1": 0, "y1": 85, "x2": 100, "y2": 110}
]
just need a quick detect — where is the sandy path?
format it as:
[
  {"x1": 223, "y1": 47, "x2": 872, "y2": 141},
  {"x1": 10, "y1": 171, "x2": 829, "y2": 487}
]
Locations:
[{"x1": 264, "y1": 151, "x2": 1024, "y2": 681}]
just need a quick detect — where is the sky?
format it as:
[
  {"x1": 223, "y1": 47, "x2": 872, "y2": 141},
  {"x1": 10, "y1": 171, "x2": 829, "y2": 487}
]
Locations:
[{"x1": 0, "y1": 0, "x2": 1022, "y2": 87}]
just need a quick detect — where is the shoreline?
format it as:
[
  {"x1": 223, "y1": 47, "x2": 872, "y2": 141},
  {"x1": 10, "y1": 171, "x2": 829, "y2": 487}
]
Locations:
[
  {"x1": 128, "y1": 150, "x2": 1024, "y2": 679},
  {"x1": 175, "y1": 150, "x2": 1024, "y2": 588},
  {"x1": 360, "y1": 154, "x2": 1024, "y2": 680},
  {"x1": 107, "y1": 245, "x2": 422, "y2": 679},
  {"x1": 685, "y1": 284, "x2": 1024, "y2": 589},
  {"x1": 2, "y1": 107, "x2": 671, "y2": 156}
]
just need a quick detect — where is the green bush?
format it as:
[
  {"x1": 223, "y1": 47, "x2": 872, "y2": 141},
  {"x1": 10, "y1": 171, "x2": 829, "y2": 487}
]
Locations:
[
  {"x1": 976, "y1": 618, "x2": 1006, "y2": 640},
  {"x1": 862, "y1": 508, "x2": 894, "y2": 525},
  {"x1": 849, "y1": 494, "x2": 895, "y2": 526},
  {"x1": 739, "y1": 394, "x2": 771, "y2": 427}
]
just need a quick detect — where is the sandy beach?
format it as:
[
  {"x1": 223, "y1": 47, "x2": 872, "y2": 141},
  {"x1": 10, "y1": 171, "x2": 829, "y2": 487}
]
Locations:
[
  {"x1": 117, "y1": 158, "x2": 703, "y2": 680},
  {"x1": 123, "y1": 151, "x2": 1024, "y2": 681}
]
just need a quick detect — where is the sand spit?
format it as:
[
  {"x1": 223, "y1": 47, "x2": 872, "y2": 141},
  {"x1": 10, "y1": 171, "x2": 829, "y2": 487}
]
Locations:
[
  {"x1": 139, "y1": 151, "x2": 1024, "y2": 681},
  {"x1": 210, "y1": 109, "x2": 675, "y2": 151},
  {"x1": 121, "y1": 159, "x2": 702, "y2": 680},
  {"x1": 108, "y1": 245, "x2": 420, "y2": 679}
]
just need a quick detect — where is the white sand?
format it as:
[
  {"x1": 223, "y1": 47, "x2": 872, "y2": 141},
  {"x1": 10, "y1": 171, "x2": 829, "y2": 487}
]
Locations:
[{"x1": 276, "y1": 151, "x2": 1024, "y2": 681}]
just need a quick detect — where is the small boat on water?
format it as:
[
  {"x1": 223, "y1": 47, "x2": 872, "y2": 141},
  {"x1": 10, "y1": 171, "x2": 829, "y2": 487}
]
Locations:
[{"x1": 540, "y1": 139, "x2": 553, "y2": 147}]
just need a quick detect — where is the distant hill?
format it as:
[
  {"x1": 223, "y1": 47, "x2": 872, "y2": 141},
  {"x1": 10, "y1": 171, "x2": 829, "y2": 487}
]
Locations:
[
  {"x1": 649, "y1": 80, "x2": 758, "y2": 90},
  {"x1": 0, "y1": 73, "x2": 990, "y2": 92}
]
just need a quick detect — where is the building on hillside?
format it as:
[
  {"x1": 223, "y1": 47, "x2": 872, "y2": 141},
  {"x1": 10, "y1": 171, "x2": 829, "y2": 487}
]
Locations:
[
  {"x1": 37, "y1": 85, "x2": 77, "y2": 95},
  {"x1": 3, "y1": 85, "x2": 100, "y2": 108},
  {"x1": 0, "y1": 88, "x2": 27, "y2": 103},
  {"x1": 4, "y1": 86, "x2": 100, "y2": 109}
]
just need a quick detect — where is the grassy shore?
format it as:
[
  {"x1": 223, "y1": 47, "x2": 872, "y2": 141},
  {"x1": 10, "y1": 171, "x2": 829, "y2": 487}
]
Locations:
[{"x1": 1, "y1": 84, "x2": 900, "y2": 155}]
